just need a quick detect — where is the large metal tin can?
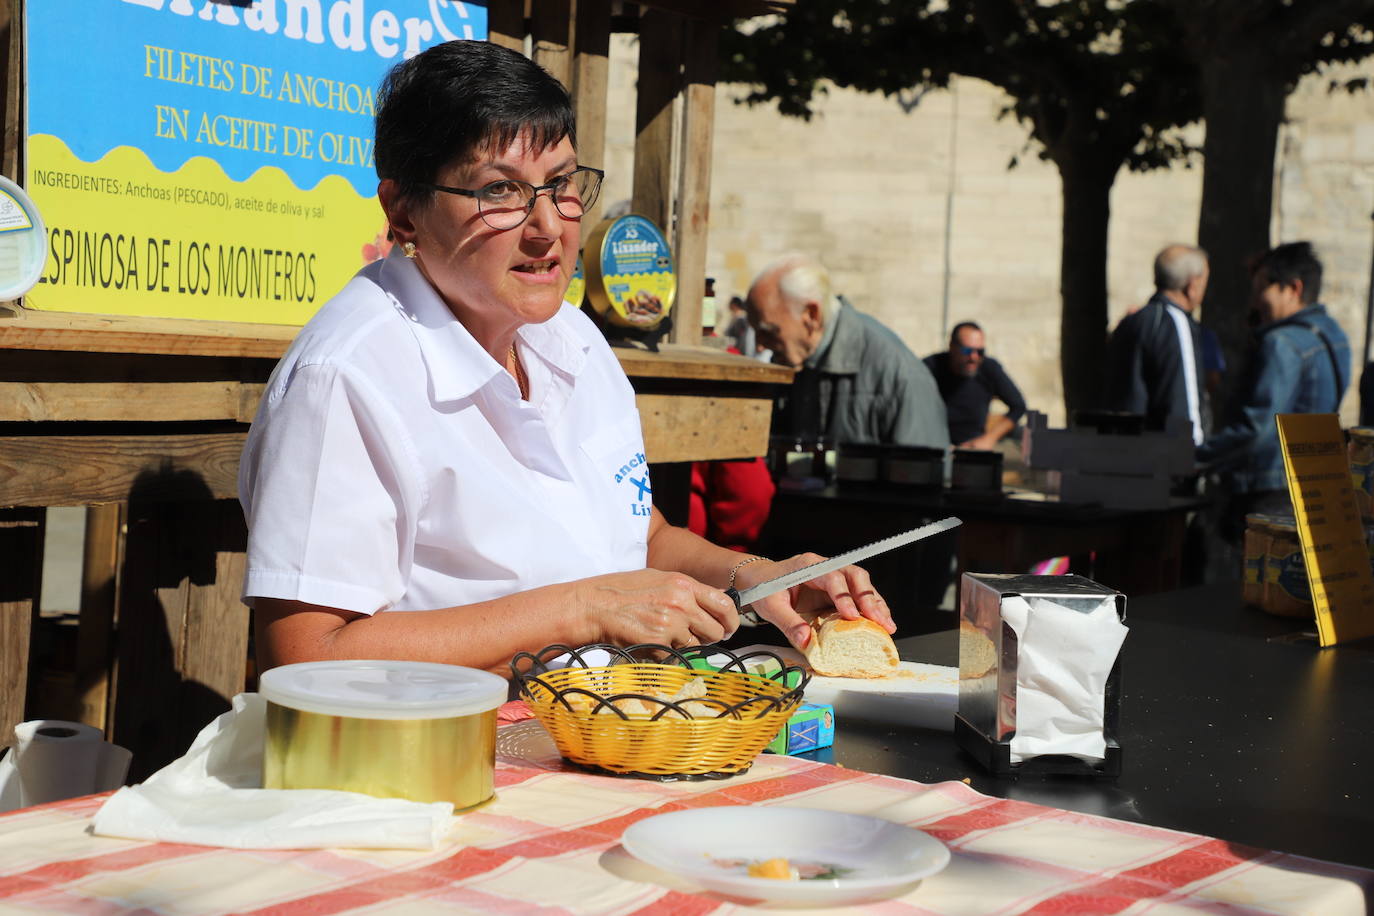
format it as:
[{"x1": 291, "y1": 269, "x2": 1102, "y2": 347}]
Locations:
[{"x1": 259, "y1": 660, "x2": 507, "y2": 811}]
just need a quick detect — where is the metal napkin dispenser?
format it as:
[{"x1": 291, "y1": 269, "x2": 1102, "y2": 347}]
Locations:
[{"x1": 955, "y1": 573, "x2": 1125, "y2": 776}]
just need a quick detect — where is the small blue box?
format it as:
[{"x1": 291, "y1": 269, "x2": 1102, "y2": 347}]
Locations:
[{"x1": 765, "y1": 702, "x2": 835, "y2": 755}]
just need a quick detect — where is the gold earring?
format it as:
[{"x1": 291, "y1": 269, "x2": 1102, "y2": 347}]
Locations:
[{"x1": 402, "y1": 241, "x2": 417, "y2": 259}]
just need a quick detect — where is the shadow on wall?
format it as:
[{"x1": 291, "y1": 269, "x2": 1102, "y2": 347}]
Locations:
[{"x1": 113, "y1": 464, "x2": 249, "y2": 782}]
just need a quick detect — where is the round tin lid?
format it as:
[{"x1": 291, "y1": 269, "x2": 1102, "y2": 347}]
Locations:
[
  {"x1": 565, "y1": 253, "x2": 586, "y2": 308},
  {"x1": 582, "y1": 214, "x2": 676, "y2": 329},
  {"x1": 259, "y1": 660, "x2": 507, "y2": 720},
  {"x1": 0, "y1": 175, "x2": 47, "y2": 302}
]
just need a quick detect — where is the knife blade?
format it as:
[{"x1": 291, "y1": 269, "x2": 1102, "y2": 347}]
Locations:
[{"x1": 726, "y1": 516, "x2": 962, "y2": 612}]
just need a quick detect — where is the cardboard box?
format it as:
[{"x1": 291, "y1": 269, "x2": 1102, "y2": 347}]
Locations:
[{"x1": 764, "y1": 702, "x2": 835, "y2": 755}]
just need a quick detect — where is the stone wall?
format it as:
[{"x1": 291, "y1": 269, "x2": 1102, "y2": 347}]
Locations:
[{"x1": 601, "y1": 36, "x2": 1374, "y2": 427}]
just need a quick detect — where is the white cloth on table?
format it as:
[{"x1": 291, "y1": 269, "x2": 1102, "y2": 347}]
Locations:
[
  {"x1": 92, "y1": 693, "x2": 455, "y2": 850},
  {"x1": 238, "y1": 248, "x2": 651, "y2": 615}
]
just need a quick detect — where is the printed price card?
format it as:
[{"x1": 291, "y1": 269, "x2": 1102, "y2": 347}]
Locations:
[{"x1": 1276, "y1": 413, "x2": 1374, "y2": 646}]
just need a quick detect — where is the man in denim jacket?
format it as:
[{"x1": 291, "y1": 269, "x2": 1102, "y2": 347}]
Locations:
[{"x1": 1198, "y1": 241, "x2": 1350, "y2": 530}]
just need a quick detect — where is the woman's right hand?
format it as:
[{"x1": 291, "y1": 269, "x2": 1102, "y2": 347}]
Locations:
[{"x1": 576, "y1": 569, "x2": 739, "y2": 649}]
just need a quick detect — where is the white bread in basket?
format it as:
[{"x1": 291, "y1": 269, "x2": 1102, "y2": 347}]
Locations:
[{"x1": 803, "y1": 612, "x2": 900, "y2": 678}]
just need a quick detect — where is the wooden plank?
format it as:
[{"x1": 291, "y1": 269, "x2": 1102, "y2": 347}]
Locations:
[
  {"x1": 0, "y1": 382, "x2": 247, "y2": 422},
  {"x1": 637, "y1": 394, "x2": 772, "y2": 462},
  {"x1": 669, "y1": 16, "x2": 718, "y2": 348},
  {"x1": 76, "y1": 502, "x2": 122, "y2": 733},
  {"x1": 0, "y1": 0, "x2": 21, "y2": 183},
  {"x1": 0, "y1": 311, "x2": 298, "y2": 359},
  {"x1": 531, "y1": 0, "x2": 573, "y2": 90},
  {"x1": 111, "y1": 498, "x2": 247, "y2": 779},
  {"x1": 0, "y1": 432, "x2": 246, "y2": 506},
  {"x1": 0, "y1": 390, "x2": 781, "y2": 505},
  {"x1": 572, "y1": 0, "x2": 611, "y2": 230},
  {"x1": 632, "y1": 7, "x2": 681, "y2": 233},
  {"x1": 179, "y1": 501, "x2": 249, "y2": 744},
  {"x1": 113, "y1": 499, "x2": 190, "y2": 780},
  {"x1": 616, "y1": 343, "x2": 792, "y2": 384},
  {"x1": 640, "y1": 0, "x2": 796, "y2": 19},
  {"x1": 486, "y1": 0, "x2": 527, "y2": 52},
  {"x1": 0, "y1": 315, "x2": 787, "y2": 389},
  {"x1": 0, "y1": 508, "x2": 42, "y2": 743},
  {"x1": 239, "y1": 383, "x2": 266, "y2": 422}
]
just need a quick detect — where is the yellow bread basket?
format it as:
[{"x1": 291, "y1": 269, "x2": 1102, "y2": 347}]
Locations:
[{"x1": 512, "y1": 644, "x2": 808, "y2": 779}]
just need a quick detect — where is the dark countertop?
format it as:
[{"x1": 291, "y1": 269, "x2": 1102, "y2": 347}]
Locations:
[
  {"x1": 772, "y1": 481, "x2": 1204, "y2": 525},
  {"x1": 807, "y1": 582, "x2": 1374, "y2": 870}
]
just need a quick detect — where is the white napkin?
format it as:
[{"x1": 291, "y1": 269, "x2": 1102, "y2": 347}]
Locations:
[
  {"x1": 0, "y1": 720, "x2": 131, "y2": 812},
  {"x1": 1002, "y1": 596, "x2": 1128, "y2": 764},
  {"x1": 92, "y1": 693, "x2": 457, "y2": 850}
]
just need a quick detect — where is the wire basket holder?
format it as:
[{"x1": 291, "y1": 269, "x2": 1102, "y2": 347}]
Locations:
[{"x1": 510, "y1": 643, "x2": 810, "y2": 779}]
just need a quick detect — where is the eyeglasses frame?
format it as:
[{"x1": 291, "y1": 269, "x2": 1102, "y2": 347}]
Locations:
[{"x1": 423, "y1": 166, "x2": 605, "y2": 231}]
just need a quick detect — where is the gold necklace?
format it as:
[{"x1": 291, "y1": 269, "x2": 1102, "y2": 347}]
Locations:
[{"x1": 508, "y1": 344, "x2": 528, "y2": 400}]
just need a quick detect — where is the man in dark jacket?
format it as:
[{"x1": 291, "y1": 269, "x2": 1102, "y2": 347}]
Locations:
[
  {"x1": 1106, "y1": 244, "x2": 1210, "y2": 444},
  {"x1": 924, "y1": 322, "x2": 1027, "y2": 449}
]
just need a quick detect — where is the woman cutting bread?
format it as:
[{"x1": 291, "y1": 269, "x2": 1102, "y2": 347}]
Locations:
[{"x1": 238, "y1": 41, "x2": 895, "y2": 676}]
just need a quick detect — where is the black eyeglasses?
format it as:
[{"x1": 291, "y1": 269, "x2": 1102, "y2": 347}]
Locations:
[
  {"x1": 424, "y1": 166, "x2": 604, "y2": 231},
  {"x1": 959, "y1": 346, "x2": 986, "y2": 357}
]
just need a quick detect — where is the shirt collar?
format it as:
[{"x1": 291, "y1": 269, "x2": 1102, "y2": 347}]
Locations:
[
  {"x1": 806, "y1": 295, "x2": 861, "y2": 373},
  {"x1": 1151, "y1": 291, "x2": 1191, "y2": 317},
  {"x1": 376, "y1": 248, "x2": 590, "y2": 402}
]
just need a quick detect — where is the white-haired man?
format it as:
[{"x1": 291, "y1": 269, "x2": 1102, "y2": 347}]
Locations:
[
  {"x1": 747, "y1": 254, "x2": 949, "y2": 449},
  {"x1": 1106, "y1": 244, "x2": 1211, "y2": 444}
]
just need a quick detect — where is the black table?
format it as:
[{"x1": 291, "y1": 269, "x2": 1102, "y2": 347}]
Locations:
[
  {"x1": 805, "y1": 583, "x2": 1374, "y2": 870},
  {"x1": 764, "y1": 484, "x2": 1202, "y2": 604}
]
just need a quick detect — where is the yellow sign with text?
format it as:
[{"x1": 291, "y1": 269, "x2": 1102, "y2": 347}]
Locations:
[
  {"x1": 27, "y1": 136, "x2": 383, "y2": 325},
  {"x1": 24, "y1": 0, "x2": 483, "y2": 325},
  {"x1": 1276, "y1": 413, "x2": 1374, "y2": 646}
]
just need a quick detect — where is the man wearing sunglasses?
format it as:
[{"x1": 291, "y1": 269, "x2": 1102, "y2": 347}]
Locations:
[{"x1": 924, "y1": 322, "x2": 1027, "y2": 450}]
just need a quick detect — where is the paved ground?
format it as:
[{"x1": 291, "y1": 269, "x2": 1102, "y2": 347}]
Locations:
[{"x1": 39, "y1": 506, "x2": 84, "y2": 617}]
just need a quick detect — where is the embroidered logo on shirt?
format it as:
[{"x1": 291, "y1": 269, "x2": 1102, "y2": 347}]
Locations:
[{"x1": 614, "y1": 450, "x2": 652, "y2": 516}]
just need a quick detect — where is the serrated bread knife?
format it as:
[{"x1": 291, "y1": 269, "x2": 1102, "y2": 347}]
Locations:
[{"x1": 725, "y1": 516, "x2": 962, "y2": 612}]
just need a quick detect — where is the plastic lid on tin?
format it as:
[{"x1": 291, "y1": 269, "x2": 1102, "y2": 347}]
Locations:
[
  {"x1": 582, "y1": 214, "x2": 676, "y2": 329},
  {"x1": 0, "y1": 175, "x2": 47, "y2": 301},
  {"x1": 259, "y1": 660, "x2": 507, "y2": 720},
  {"x1": 565, "y1": 253, "x2": 586, "y2": 308}
]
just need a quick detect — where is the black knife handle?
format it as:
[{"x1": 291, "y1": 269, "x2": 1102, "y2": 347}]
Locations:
[{"x1": 724, "y1": 587, "x2": 764, "y2": 626}]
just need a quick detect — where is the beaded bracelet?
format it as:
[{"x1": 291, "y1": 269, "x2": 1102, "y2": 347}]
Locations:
[
  {"x1": 728, "y1": 555, "x2": 770, "y2": 626},
  {"x1": 728, "y1": 555, "x2": 768, "y2": 588}
]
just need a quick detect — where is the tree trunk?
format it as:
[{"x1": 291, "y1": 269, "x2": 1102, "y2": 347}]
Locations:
[
  {"x1": 1195, "y1": 50, "x2": 1289, "y2": 413},
  {"x1": 1057, "y1": 155, "x2": 1119, "y2": 417}
]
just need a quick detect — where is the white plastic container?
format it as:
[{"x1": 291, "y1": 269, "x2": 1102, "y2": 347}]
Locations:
[{"x1": 259, "y1": 660, "x2": 507, "y2": 810}]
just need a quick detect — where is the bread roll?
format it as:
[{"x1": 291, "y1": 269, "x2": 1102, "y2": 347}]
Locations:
[
  {"x1": 803, "y1": 612, "x2": 899, "y2": 678},
  {"x1": 958, "y1": 620, "x2": 998, "y2": 679}
]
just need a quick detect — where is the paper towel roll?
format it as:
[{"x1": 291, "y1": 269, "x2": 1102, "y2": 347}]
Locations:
[{"x1": 0, "y1": 719, "x2": 132, "y2": 812}]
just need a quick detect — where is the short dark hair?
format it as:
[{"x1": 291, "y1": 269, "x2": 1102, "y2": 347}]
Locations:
[
  {"x1": 1252, "y1": 241, "x2": 1323, "y2": 305},
  {"x1": 374, "y1": 41, "x2": 576, "y2": 208},
  {"x1": 949, "y1": 321, "x2": 982, "y2": 348}
]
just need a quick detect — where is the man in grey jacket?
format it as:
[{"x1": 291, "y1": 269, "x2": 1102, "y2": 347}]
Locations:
[{"x1": 747, "y1": 254, "x2": 949, "y2": 449}]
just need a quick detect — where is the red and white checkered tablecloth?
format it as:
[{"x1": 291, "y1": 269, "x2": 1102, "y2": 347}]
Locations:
[{"x1": 0, "y1": 704, "x2": 1369, "y2": 915}]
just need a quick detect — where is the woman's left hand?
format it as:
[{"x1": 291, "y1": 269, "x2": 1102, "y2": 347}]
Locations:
[{"x1": 732, "y1": 554, "x2": 894, "y2": 650}]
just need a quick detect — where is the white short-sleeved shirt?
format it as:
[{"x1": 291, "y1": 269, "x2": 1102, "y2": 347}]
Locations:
[{"x1": 238, "y1": 249, "x2": 652, "y2": 614}]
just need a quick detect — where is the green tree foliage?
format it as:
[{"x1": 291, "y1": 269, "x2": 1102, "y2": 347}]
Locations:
[
  {"x1": 721, "y1": 0, "x2": 1202, "y2": 412},
  {"x1": 1158, "y1": 0, "x2": 1374, "y2": 406},
  {"x1": 721, "y1": 0, "x2": 1374, "y2": 414}
]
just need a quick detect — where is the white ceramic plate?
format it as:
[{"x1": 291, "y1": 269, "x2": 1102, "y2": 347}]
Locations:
[{"x1": 621, "y1": 806, "x2": 949, "y2": 906}]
